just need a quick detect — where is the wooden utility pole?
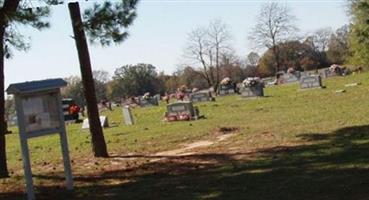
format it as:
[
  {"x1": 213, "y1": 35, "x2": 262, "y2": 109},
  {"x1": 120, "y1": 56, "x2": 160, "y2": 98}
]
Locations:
[{"x1": 68, "y1": 2, "x2": 108, "y2": 157}]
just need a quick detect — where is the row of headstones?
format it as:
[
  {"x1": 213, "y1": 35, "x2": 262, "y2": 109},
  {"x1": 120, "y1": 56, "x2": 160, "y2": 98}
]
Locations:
[
  {"x1": 263, "y1": 68, "x2": 338, "y2": 85},
  {"x1": 219, "y1": 75, "x2": 324, "y2": 98},
  {"x1": 137, "y1": 91, "x2": 216, "y2": 106}
]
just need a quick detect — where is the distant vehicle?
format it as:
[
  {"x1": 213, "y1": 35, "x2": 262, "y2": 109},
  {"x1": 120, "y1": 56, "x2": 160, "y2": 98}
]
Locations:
[{"x1": 62, "y1": 98, "x2": 80, "y2": 122}]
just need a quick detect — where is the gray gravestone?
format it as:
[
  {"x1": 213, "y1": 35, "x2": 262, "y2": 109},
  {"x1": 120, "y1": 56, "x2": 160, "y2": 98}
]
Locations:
[
  {"x1": 122, "y1": 106, "x2": 134, "y2": 125},
  {"x1": 165, "y1": 101, "x2": 200, "y2": 120},
  {"x1": 318, "y1": 68, "x2": 338, "y2": 78},
  {"x1": 283, "y1": 72, "x2": 301, "y2": 84},
  {"x1": 218, "y1": 85, "x2": 235, "y2": 96},
  {"x1": 300, "y1": 75, "x2": 323, "y2": 89},
  {"x1": 6, "y1": 79, "x2": 73, "y2": 200},
  {"x1": 138, "y1": 96, "x2": 159, "y2": 107},
  {"x1": 240, "y1": 83, "x2": 264, "y2": 98},
  {"x1": 190, "y1": 92, "x2": 214, "y2": 102}
]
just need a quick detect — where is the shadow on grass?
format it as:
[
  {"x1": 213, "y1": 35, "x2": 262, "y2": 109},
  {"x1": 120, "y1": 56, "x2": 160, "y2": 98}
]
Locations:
[{"x1": 2, "y1": 125, "x2": 369, "y2": 200}]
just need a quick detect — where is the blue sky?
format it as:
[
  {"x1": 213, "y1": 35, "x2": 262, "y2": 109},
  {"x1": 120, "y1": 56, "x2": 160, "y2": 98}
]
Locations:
[{"x1": 5, "y1": 0, "x2": 348, "y2": 87}]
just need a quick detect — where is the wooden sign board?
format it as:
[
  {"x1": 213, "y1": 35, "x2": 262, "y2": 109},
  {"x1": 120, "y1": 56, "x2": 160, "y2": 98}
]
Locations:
[{"x1": 6, "y1": 78, "x2": 73, "y2": 200}]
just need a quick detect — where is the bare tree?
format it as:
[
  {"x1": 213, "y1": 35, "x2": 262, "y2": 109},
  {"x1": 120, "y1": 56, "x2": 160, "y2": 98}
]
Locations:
[
  {"x1": 305, "y1": 28, "x2": 333, "y2": 52},
  {"x1": 207, "y1": 19, "x2": 231, "y2": 90},
  {"x1": 249, "y1": 2, "x2": 298, "y2": 74},
  {"x1": 246, "y1": 52, "x2": 260, "y2": 67},
  {"x1": 185, "y1": 27, "x2": 213, "y2": 87},
  {"x1": 184, "y1": 19, "x2": 231, "y2": 91}
]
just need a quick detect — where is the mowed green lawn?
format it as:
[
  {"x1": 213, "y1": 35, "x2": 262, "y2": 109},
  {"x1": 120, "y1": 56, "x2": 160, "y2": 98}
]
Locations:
[{"x1": 2, "y1": 72, "x2": 369, "y2": 200}]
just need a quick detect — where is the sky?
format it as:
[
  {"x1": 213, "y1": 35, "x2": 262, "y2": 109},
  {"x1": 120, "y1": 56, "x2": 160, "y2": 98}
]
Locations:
[{"x1": 5, "y1": 0, "x2": 349, "y2": 88}]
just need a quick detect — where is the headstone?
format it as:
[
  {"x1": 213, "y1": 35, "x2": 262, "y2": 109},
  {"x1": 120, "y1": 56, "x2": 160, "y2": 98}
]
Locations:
[
  {"x1": 283, "y1": 72, "x2": 301, "y2": 84},
  {"x1": 82, "y1": 116, "x2": 109, "y2": 129},
  {"x1": 165, "y1": 101, "x2": 200, "y2": 121},
  {"x1": 262, "y1": 77, "x2": 276, "y2": 87},
  {"x1": 218, "y1": 85, "x2": 235, "y2": 96},
  {"x1": 300, "y1": 75, "x2": 323, "y2": 89},
  {"x1": 240, "y1": 84, "x2": 264, "y2": 97},
  {"x1": 153, "y1": 94, "x2": 161, "y2": 101},
  {"x1": 6, "y1": 78, "x2": 73, "y2": 200},
  {"x1": 138, "y1": 96, "x2": 159, "y2": 107},
  {"x1": 190, "y1": 91, "x2": 214, "y2": 102},
  {"x1": 122, "y1": 106, "x2": 134, "y2": 125},
  {"x1": 318, "y1": 68, "x2": 339, "y2": 78}
]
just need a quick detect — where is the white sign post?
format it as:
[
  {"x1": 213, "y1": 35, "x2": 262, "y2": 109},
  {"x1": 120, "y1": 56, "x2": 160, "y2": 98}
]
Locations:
[{"x1": 7, "y1": 79, "x2": 73, "y2": 200}]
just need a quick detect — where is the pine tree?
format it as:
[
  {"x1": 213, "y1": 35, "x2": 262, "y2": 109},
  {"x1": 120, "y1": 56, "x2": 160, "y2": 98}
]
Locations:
[{"x1": 0, "y1": 0, "x2": 138, "y2": 178}]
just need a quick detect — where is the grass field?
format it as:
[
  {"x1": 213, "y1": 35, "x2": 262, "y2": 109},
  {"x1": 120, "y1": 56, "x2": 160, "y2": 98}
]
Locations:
[{"x1": 2, "y1": 73, "x2": 369, "y2": 199}]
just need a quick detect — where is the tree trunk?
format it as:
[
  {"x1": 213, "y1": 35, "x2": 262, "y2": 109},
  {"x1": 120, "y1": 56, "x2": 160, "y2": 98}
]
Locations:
[
  {"x1": 0, "y1": 0, "x2": 21, "y2": 178},
  {"x1": 273, "y1": 45, "x2": 281, "y2": 74},
  {"x1": 68, "y1": 2, "x2": 108, "y2": 157},
  {"x1": 0, "y1": 25, "x2": 8, "y2": 178}
]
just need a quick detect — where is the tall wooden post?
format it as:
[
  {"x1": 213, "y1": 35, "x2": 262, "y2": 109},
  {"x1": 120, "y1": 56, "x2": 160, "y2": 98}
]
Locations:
[{"x1": 68, "y1": 2, "x2": 108, "y2": 157}]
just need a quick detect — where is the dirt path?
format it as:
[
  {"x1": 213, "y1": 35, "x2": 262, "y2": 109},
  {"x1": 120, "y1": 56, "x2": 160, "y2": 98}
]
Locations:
[
  {"x1": 153, "y1": 133, "x2": 236, "y2": 157},
  {"x1": 110, "y1": 127, "x2": 240, "y2": 165}
]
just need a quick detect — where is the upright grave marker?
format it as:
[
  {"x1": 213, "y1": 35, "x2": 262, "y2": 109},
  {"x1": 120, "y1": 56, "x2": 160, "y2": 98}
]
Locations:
[
  {"x1": 6, "y1": 79, "x2": 73, "y2": 200},
  {"x1": 300, "y1": 75, "x2": 323, "y2": 89},
  {"x1": 164, "y1": 101, "x2": 201, "y2": 121},
  {"x1": 240, "y1": 78, "x2": 264, "y2": 98},
  {"x1": 218, "y1": 85, "x2": 235, "y2": 96},
  {"x1": 190, "y1": 91, "x2": 214, "y2": 103},
  {"x1": 283, "y1": 71, "x2": 302, "y2": 84},
  {"x1": 122, "y1": 105, "x2": 134, "y2": 125},
  {"x1": 138, "y1": 96, "x2": 159, "y2": 107}
]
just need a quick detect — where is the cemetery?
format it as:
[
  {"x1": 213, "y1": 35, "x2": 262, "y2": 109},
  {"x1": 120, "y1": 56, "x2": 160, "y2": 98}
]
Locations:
[
  {"x1": 1, "y1": 1, "x2": 368, "y2": 199},
  {"x1": 2, "y1": 73, "x2": 369, "y2": 200}
]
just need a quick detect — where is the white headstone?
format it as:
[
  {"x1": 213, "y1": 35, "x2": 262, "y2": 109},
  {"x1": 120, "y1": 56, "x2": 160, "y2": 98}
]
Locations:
[{"x1": 81, "y1": 116, "x2": 109, "y2": 129}]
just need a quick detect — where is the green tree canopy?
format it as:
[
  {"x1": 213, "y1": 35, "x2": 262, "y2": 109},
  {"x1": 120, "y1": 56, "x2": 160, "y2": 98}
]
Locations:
[
  {"x1": 111, "y1": 63, "x2": 163, "y2": 98},
  {"x1": 348, "y1": 0, "x2": 369, "y2": 68}
]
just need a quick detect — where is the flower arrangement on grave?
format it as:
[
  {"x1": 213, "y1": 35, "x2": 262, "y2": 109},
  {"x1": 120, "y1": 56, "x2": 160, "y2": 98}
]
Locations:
[
  {"x1": 176, "y1": 85, "x2": 190, "y2": 101},
  {"x1": 143, "y1": 92, "x2": 151, "y2": 100},
  {"x1": 192, "y1": 88, "x2": 199, "y2": 93},
  {"x1": 179, "y1": 85, "x2": 188, "y2": 92},
  {"x1": 242, "y1": 77, "x2": 262, "y2": 88},
  {"x1": 287, "y1": 67, "x2": 295, "y2": 74},
  {"x1": 220, "y1": 77, "x2": 231, "y2": 86}
]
